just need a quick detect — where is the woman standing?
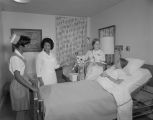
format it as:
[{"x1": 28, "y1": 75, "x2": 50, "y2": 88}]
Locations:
[
  {"x1": 36, "y1": 38, "x2": 60, "y2": 86},
  {"x1": 85, "y1": 38, "x2": 106, "y2": 80},
  {"x1": 9, "y1": 34, "x2": 38, "y2": 120}
]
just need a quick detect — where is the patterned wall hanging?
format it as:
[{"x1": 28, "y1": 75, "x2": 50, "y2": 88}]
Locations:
[{"x1": 56, "y1": 16, "x2": 87, "y2": 65}]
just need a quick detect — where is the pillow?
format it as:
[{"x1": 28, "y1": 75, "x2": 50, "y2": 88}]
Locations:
[{"x1": 123, "y1": 58, "x2": 145, "y2": 75}]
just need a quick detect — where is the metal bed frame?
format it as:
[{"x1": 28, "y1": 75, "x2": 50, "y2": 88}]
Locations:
[
  {"x1": 32, "y1": 86, "x2": 153, "y2": 120},
  {"x1": 132, "y1": 64, "x2": 153, "y2": 119},
  {"x1": 133, "y1": 85, "x2": 153, "y2": 119},
  {"x1": 31, "y1": 91, "x2": 45, "y2": 120},
  {"x1": 32, "y1": 64, "x2": 153, "y2": 120},
  {"x1": 33, "y1": 98, "x2": 45, "y2": 120}
]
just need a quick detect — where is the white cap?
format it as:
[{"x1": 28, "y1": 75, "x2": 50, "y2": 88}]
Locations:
[{"x1": 10, "y1": 34, "x2": 20, "y2": 44}]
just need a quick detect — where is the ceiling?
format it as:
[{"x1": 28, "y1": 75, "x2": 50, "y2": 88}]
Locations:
[{"x1": 0, "y1": 0, "x2": 123, "y2": 17}]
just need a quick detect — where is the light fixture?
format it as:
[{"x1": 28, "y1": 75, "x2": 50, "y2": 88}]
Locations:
[
  {"x1": 100, "y1": 36, "x2": 114, "y2": 65},
  {"x1": 13, "y1": 0, "x2": 31, "y2": 3}
]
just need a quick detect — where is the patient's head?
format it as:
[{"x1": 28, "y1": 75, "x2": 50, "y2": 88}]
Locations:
[
  {"x1": 120, "y1": 58, "x2": 128, "y2": 68},
  {"x1": 116, "y1": 58, "x2": 128, "y2": 69}
]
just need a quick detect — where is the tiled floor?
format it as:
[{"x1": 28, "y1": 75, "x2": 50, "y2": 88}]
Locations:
[{"x1": 0, "y1": 99, "x2": 16, "y2": 120}]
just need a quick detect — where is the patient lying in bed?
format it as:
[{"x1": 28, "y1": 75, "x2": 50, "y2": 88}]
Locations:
[
  {"x1": 97, "y1": 58, "x2": 132, "y2": 120},
  {"x1": 97, "y1": 58, "x2": 151, "y2": 120},
  {"x1": 98, "y1": 58, "x2": 150, "y2": 93},
  {"x1": 39, "y1": 58, "x2": 151, "y2": 120}
]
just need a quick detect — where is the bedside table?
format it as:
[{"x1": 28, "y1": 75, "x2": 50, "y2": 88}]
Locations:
[{"x1": 69, "y1": 73, "x2": 78, "y2": 82}]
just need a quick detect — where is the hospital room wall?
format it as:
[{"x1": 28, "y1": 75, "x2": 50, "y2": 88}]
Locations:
[
  {"x1": 90, "y1": 0, "x2": 153, "y2": 64},
  {"x1": 1, "y1": 11, "x2": 90, "y2": 75},
  {"x1": 148, "y1": 1, "x2": 153, "y2": 64},
  {"x1": 0, "y1": 8, "x2": 4, "y2": 107},
  {"x1": 0, "y1": 11, "x2": 90, "y2": 106}
]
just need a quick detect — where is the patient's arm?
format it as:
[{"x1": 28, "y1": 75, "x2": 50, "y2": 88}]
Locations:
[
  {"x1": 100, "y1": 72, "x2": 123, "y2": 84},
  {"x1": 96, "y1": 62, "x2": 105, "y2": 67}
]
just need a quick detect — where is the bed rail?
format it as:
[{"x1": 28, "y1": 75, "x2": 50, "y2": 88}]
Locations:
[
  {"x1": 32, "y1": 91, "x2": 45, "y2": 120},
  {"x1": 133, "y1": 86, "x2": 153, "y2": 118}
]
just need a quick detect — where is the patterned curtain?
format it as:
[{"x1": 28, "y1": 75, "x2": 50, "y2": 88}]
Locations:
[{"x1": 56, "y1": 16, "x2": 87, "y2": 65}]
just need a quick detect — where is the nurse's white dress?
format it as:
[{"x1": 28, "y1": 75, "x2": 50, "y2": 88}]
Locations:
[
  {"x1": 36, "y1": 50, "x2": 59, "y2": 85},
  {"x1": 85, "y1": 49, "x2": 105, "y2": 80}
]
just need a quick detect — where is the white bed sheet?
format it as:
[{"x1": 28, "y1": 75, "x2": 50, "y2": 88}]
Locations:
[
  {"x1": 96, "y1": 68, "x2": 152, "y2": 120},
  {"x1": 120, "y1": 68, "x2": 152, "y2": 93}
]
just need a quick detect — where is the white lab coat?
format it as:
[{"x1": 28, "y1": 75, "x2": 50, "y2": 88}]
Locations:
[{"x1": 36, "y1": 50, "x2": 59, "y2": 85}]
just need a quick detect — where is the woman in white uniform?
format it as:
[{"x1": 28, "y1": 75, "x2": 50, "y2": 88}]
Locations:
[
  {"x1": 36, "y1": 38, "x2": 60, "y2": 86},
  {"x1": 9, "y1": 34, "x2": 38, "y2": 120},
  {"x1": 85, "y1": 38, "x2": 106, "y2": 80}
]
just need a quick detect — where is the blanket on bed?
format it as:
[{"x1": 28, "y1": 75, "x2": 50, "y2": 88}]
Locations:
[
  {"x1": 40, "y1": 80, "x2": 117, "y2": 120},
  {"x1": 97, "y1": 76, "x2": 133, "y2": 120}
]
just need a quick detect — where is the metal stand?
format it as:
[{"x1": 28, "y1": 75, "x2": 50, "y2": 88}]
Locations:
[{"x1": 33, "y1": 92, "x2": 45, "y2": 120}]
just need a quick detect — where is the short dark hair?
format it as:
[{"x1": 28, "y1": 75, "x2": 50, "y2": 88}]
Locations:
[
  {"x1": 41, "y1": 38, "x2": 54, "y2": 50},
  {"x1": 12, "y1": 35, "x2": 31, "y2": 51},
  {"x1": 91, "y1": 38, "x2": 100, "y2": 49},
  {"x1": 120, "y1": 58, "x2": 128, "y2": 68}
]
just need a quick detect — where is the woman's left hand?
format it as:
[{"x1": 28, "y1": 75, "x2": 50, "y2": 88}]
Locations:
[
  {"x1": 39, "y1": 81, "x2": 44, "y2": 87},
  {"x1": 101, "y1": 72, "x2": 109, "y2": 77},
  {"x1": 31, "y1": 79, "x2": 38, "y2": 87},
  {"x1": 115, "y1": 79, "x2": 124, "y2": 84}
]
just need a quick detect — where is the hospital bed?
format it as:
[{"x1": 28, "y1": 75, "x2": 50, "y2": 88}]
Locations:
[{"x1": 32, "y1": 64, "x2": 153, "y2": 120}]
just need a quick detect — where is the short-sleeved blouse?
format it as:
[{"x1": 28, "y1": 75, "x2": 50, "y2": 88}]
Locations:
[
  {"x1": 85, "y1": 49, "x2": 105, "y2": 63},
  {"x1": 9, "y1": 49, "x2": 25, "y2": 76}
]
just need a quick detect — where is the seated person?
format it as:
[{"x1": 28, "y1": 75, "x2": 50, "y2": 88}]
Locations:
[
  {"x1": 84, "y1": 38, "x2": 106, "y2": 80},
  {"x1": 63, "y1": 39, "x2": 105, "y2": 81}
]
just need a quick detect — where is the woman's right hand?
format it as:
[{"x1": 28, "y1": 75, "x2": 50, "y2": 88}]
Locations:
[
  {"x1": 38, "y1": 77, "x2": 44, "y2": 87},
  {"x1": 31, "y1": 86, "x2": 39, "y2": 92},
  {"x1": 40, "y1": 82, "x2": 44, "y2": 87}
]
